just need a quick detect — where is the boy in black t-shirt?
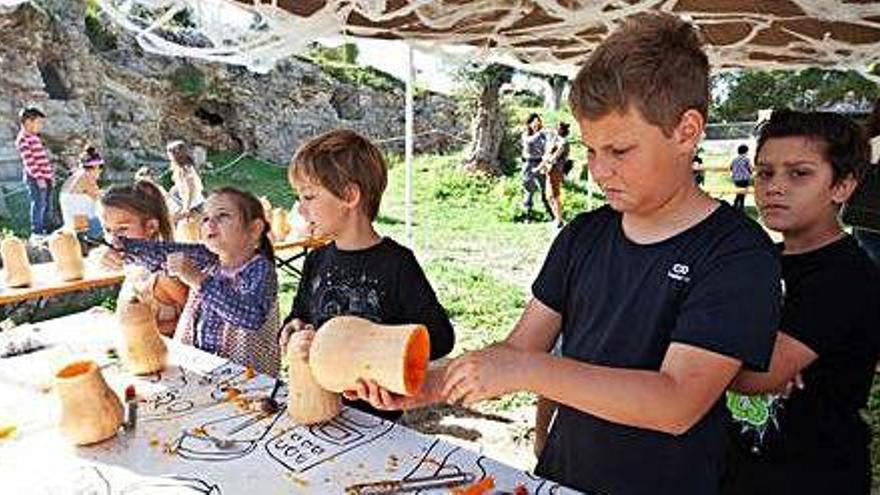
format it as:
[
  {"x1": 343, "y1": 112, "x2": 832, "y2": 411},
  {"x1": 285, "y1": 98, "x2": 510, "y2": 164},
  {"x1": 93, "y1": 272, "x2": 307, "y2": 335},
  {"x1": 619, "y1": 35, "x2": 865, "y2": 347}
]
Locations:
[
  {"x1": 723, "y1": 111, "x2": 880, "y2": 494},
  {"x1": 278, "y1": 129, "x2": 455, "y2": 420},
  {"x1": 358, "y1": 13, "x2": 780, "y2": 495}
]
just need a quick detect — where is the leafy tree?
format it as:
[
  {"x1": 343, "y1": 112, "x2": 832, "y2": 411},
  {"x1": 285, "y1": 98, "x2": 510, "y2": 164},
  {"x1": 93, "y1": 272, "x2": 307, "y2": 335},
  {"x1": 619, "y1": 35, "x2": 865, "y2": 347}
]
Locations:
[{"x1": 455, "y1": 63, "x2": 514, "y2": 176}]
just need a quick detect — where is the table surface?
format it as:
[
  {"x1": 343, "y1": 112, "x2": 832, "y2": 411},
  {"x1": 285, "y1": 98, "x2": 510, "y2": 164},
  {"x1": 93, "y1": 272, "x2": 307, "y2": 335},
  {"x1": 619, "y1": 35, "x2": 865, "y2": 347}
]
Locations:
[
  {"x1": 0, "y1": 309, "x2": 576, "y2": 494},
  {"x1": 0, "y1": 260, "x2": 124, "y2": 306}
]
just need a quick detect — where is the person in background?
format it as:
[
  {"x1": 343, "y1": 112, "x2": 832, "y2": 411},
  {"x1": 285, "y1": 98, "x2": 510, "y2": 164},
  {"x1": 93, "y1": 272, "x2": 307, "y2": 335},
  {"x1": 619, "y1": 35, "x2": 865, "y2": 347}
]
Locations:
[
  {"x1": 59, "y1": 144, "x2": 103, "y2": 238},
  {"x1": 723, "y1": 110, "x2": 880, "y2": 495},
  {"x1": 166, "y1": 140, "x2": 206, "y2": 221},
  {"x1": 542, "y1": 122, "x2": 572, "y2": 229},
  {"x1": 521, "y1": 113, "x2": 552, "y2": 219},
  {"x1": 730, "y1": 144, "x2": 752, "y2": 210},
  {"x1": 853, "y1": 98, "x2": 880, "y2": 266},
  {"x1": 15, "y1": 107, "x2": 54, "y2": 240}
]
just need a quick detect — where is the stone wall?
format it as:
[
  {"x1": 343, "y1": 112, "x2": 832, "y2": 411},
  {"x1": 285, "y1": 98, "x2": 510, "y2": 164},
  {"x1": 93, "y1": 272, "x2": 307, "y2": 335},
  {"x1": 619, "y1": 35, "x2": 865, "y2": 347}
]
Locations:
[{"x1": 0, "y1": 2, "x2": 466, "y2": 197}]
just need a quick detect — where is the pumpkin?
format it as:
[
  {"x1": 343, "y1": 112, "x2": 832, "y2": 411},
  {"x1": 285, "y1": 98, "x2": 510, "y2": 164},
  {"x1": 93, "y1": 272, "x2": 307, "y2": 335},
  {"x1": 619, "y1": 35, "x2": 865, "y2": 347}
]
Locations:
[
  {"x1": 309, "y1": 316, "x2": 431, "y2": 396},
  {"x1": 271, "y1": 207, "x2": 291, "y2": 241},
  {"x1": 1, "y1": 236, "x2": 32, "y2": 287},
  {"x1": 286, "y1": 340, "x2": 341, "y2": 424},
  {"x1": 175, "y1": 216, "x2": 201, "y2": 243},
  {"x1": 47, "y1": 230, "x2": 84, "y2": 281},
  {"x1": 116, "y1": 296, "x2": 168, "y2": 374},
  {"x1": 55, "y1": 360, "x2": 124, "y2": 445}
]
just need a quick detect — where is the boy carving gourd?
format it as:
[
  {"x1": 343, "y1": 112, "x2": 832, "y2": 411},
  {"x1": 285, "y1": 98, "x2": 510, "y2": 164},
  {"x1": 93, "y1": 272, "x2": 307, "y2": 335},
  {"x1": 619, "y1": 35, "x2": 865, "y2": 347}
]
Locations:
[
  {"x1": 1, "y1": 236, "x2": 32, "y2": 287},
  {"x1": 116, "y1": 296, "x2": 168, "y2": 374},
  {"x1": 47, "y1": 230, "x2": 84, "y2": 281},
  {"x1": 55, "y1": 360, "x2": 124, "y2": 445},
  {"x1": 309, "y1": 316, "x2": 431, "y2": 396},
  {"x1": 286, "y1": 338, "x2": 341, "y2": 424}
]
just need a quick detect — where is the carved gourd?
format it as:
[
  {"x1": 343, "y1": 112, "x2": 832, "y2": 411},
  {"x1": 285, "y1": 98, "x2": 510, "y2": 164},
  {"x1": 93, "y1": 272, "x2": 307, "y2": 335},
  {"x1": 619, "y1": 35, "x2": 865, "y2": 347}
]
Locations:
[
  {"x1": 55, "y1": 360, "x2": 124, "y2": 445},
  {"x1": 175, "y1": 217, "x2": 201, "y2": 243},
  {"x1": 48, "y1": 230, "x2": 84, "y2": 281},
  {"x1": 271, "y1": 207, "x2": 291, "y2": 241},
  {"x1": 1, "y1": 236, "x2": 32, "y2": 287},
  {"x1": 286, "y1": 340, "x2": 341, "y2": 424},
  {"x1": 116, "y1": 296, "x2": 167, "y2": 374},
  {"x1": 309, "y1": 316, "x2": 431, "y2": 396}
]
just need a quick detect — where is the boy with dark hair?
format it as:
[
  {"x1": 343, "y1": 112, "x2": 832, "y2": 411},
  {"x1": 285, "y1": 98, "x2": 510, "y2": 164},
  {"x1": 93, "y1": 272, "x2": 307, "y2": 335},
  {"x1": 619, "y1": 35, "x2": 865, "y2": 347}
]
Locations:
[
  {"x1": 278, "y1": 129, "x2": 455, "y2": 421},
  {"x1": 730, "y1": 143, "x2": 752, "y2": 210},
  {"x1": 15, "y1": 106, "x2": 54, "y2": 238},
  {"x1": 724, "y1": 110, "x2": 880, "y2": 495},
  {"x1": 359, "y1": 13, "x2": 780, "y2": 495}
]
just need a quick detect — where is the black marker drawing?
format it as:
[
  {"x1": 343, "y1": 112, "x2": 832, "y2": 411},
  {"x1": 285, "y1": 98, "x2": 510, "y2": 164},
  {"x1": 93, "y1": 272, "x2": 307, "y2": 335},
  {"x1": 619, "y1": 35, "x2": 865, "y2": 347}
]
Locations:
[
  {"x1": 265, "y1": 408, "x2": 395, "y2": 473},
  {"x1": 119, "y1": 475, "x2": 222, "y2": 494},
  {"x1": 174, "y1": 404, "x2": 288, "y2": 462}
]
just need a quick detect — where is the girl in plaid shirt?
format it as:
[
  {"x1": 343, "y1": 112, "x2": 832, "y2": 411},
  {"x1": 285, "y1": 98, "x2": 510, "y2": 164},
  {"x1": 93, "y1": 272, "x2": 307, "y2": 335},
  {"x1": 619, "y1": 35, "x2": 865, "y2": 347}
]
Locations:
[{"x1": 120, "y1": 187, "x2": 281, "y2": 376}]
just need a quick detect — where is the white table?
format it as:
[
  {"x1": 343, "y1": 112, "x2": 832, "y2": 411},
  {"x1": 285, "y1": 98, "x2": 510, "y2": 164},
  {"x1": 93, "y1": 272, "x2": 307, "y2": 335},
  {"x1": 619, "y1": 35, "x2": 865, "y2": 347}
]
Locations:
[{"x1": 0, "y1": 309, "x2": 577, "y2": 494}]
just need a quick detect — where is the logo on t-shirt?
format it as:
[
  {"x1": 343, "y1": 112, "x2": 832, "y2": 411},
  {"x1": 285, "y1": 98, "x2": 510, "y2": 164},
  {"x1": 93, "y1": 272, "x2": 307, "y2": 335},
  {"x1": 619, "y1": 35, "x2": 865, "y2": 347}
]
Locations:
[{"x1": 667, "y1": 263, "x2": 691, "y2": 283}]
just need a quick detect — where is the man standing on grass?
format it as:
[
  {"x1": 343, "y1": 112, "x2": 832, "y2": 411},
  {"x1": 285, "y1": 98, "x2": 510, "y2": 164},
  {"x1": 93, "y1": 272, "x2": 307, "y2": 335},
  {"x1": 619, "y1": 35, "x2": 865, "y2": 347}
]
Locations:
[{"x1": 15, "y1": 107, "x2": 54, "y2": 240}]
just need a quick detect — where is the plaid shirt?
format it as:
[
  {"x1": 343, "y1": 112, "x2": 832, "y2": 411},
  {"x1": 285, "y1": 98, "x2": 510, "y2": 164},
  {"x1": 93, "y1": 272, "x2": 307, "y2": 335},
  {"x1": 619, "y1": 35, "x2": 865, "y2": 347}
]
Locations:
[
  {"x1": 122, "y1": 238, "x2": 281, "y2": 375},
  {"x1": 15, "y1": 129, "x2": 53, "y2": 181}
]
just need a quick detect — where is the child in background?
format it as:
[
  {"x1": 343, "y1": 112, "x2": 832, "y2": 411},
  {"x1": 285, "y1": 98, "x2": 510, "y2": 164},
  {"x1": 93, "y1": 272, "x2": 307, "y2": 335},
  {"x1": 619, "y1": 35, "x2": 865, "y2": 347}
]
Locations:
[
  {"x1": 59, "y1": 145, "x2": 103, "y2": 238},
  {"x1": 166, "y1": 140, "x2": 206, "y2": 221},
  {"x1": 15, "y1": 107, "x2": 54, "y2": 239},
  {"x1": 120, "y1": 187, "x2": 281, "y2": 376},
  {"x1": 278, "y1": 129, "x2": 455, "y2": 421},
  {"x1": 98, "y1": 181, "x2": 188, "y2": 337}
]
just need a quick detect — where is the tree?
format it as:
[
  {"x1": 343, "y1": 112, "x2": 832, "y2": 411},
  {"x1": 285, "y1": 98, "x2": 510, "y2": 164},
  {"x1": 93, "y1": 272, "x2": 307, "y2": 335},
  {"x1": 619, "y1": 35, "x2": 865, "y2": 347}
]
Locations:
[
  {"x1": 544, "y1": 74, "x2": 568, "y2": 111},
  {"x1": 457, "y1": 63, "x2": 514, "y2": 175},
  {"x1": 711, "y1": 68, "x2": 879, "y2": 122}
]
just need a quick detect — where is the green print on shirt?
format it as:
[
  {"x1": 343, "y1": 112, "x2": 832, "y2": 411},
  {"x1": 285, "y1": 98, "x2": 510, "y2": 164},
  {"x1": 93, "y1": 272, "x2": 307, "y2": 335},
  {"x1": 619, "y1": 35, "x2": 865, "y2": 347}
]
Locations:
[{"x1": 726, "y1": 392, "x2": 783, "y2": 451}]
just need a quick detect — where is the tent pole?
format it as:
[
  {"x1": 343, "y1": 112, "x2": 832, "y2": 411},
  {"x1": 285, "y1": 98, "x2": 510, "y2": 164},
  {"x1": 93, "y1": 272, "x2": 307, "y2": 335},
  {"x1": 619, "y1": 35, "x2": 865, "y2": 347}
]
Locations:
[{"x1": 405, "y1": 44, "x2": 415, "y2": 250}]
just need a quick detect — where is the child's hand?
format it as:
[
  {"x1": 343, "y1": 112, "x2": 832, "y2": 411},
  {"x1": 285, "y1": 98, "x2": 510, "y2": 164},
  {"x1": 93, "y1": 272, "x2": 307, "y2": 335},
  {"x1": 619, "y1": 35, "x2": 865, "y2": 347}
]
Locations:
[
  {"x1": 287, "y1": 328, "x2": 316, "y2": 361},
  {"x1": 278, "y1": 319, "x2": 314, "y2": 349},
  {"x1": 166, "y1": 253, "x2": 205, "y2": 288},
  {"x1": 97, "y1": 246, "x2": 124, "y2": 272},
  {"x1": 343, "y1": 379, "x2": 407, "y2": 411}
]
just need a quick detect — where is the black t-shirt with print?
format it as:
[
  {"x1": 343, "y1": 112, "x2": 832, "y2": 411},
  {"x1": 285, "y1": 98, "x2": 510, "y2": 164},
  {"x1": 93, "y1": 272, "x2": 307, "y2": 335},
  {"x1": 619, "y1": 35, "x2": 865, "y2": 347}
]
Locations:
[
  {"x1": 286, "y1": 237, "x2": 455, "y2": 420},
  {"x1": 723, "y1": 236, "x2": 880, "y2": 495},
  {"x1": 533, "y1": 204, "x2": 781, "y2": 495}
]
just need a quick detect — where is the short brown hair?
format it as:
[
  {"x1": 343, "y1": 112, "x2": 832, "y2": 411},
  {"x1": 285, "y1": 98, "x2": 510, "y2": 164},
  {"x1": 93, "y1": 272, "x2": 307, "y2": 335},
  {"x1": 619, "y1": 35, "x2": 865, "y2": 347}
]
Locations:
[
  {"x1": 289, "y1": 129, "x2": 388, "y2": 221},
  {"x1": 569, "y1": 12, "x2": 709, "y2": 135}
]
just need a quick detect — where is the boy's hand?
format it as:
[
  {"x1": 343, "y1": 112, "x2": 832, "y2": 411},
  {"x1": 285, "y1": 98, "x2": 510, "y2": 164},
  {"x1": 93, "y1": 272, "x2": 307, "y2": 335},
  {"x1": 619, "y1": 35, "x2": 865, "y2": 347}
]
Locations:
[
  {"x1": 287, "y1": 328, "x2": 316, "y2": 361},
  {"x1": 442, "y1": 344, "x2": 526, "y2": 406},
  {"x1": 278, "y1": 318, "x2": 314, "y2": 349},
  {"x1": 166, "y1": 253, "x2": 205, "y2": 288},
  {"x1": 343, "y1": 364, "x2": 447, "y2": 411}
]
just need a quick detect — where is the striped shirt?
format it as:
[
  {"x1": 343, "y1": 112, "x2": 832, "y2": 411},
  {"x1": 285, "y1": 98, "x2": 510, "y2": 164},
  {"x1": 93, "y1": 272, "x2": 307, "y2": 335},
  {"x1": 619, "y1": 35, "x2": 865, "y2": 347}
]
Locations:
[{"x1": 15, "y1": 129, "x2": 53, "y2": 181}]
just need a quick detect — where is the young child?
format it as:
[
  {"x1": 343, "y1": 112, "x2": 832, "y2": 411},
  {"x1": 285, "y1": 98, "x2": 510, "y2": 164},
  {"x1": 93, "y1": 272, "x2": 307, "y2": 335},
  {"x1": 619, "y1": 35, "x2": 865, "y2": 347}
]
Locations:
[
  {"x1": 278, "y1": 129, "x2": 455, "y2": 421},
  {"x1": 363, "y1": 14, "x2": 781, "y2": 495},
  {"x1": 15, "y1": 107, "x2": 54, "y2": 239},
  {"x1": 59, "y1": 145, "x2": 103, "y2": 238},
  {"x1": 98, "y1": 180, "x2": 188, "y2": 337},
  {"x1": 166, "y1": 140, "x2": 206, "y2": 221},
  {"x1": 723, "y1": 111, "x2": 880, "y2": 494},
  {"x1": 730, "y1": 144, "x2": 752, "y2": 210},
  {"x1": 120, "y1": 187, "x2": 281, "y2": 376}
]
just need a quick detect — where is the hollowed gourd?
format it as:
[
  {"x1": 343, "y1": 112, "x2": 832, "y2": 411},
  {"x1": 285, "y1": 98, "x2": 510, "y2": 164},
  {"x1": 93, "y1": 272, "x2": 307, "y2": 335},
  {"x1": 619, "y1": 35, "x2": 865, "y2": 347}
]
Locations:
[
  {"x1": 286, "y1": 340, "x2": 341, "y2": 424},
  {"x1": 309, "y1": 316, "x2": 431, "y2": 396},
  {"x1": 1, "y1": 236, "x2": 32, "y2": 287},
  {"x1": 55, "y1": 360, "x2": 124, "y2": 445},
  {"x1": 47, "y1": 230, "x2": 84, "y2": 281},
  {"x1": 116, "y1": 296, "x2": 168, "y2": 374}
]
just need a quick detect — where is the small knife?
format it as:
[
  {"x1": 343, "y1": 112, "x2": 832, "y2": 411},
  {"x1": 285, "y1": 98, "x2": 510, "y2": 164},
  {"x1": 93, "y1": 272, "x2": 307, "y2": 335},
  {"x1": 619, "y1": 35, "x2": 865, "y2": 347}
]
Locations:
[{"x1": 346, "y1": 472, "x2": 475, "y2": 494}]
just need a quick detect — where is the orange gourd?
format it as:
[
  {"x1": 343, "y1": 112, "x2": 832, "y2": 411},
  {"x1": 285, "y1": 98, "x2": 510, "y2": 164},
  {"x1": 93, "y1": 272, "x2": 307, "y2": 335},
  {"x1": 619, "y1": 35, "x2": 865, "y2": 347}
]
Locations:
[
  {"x1": 286, "y1": 340, "x2": 341, "y2": 424},
  {"x1": 175, "y1": 217, "x2": 201, "y2": 243},
  {"x1": 1, "y1": 236, "x2": 32, "y2": 287},
  {"x1": 55, "y1": 360, "x2": 124, "y2": 445},
  {"x1": 116, "y1": 296, "x2": 168, "y2": 374},
  {"x1": 47, "y1": 230, "x2": 84, "y2": 281},
  {"x1": 309, "y1": 316, "x2": 431, "y2": 396}
]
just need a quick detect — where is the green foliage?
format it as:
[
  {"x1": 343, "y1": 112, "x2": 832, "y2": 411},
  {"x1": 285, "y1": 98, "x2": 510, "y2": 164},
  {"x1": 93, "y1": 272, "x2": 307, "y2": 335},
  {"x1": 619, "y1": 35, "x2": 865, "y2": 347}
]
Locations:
[
  {"x1": 711, "y1": 68, "x2": 879, "y2": 122},
  {"x1": 453, "y1": 63, "x2": 514, "y2": 92},
  {"x1": 170, "y1": 65, "x2": 206, "y2": 97},
  {"x1": 84, "y1": 1, "x2": 118, "y2": 52},
  {"x1": 204, "y1": 152, "x2": 296, "y2": 207},
  {"x1": 303, "y1": 42, "x2": 402, "y2": 92},
  {"x1": 507, "y1": 89, "x2": 544, "y2": 109}
]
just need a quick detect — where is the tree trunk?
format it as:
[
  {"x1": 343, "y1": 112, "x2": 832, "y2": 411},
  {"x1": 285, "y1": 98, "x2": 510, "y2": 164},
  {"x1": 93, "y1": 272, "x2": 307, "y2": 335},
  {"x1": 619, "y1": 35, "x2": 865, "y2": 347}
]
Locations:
[
  {"x1": 463, "y1": 70, "x2": 509, "y2": 176},
  {"x1": 545, "y1": 74, "x2": 568, "y2": 111}
]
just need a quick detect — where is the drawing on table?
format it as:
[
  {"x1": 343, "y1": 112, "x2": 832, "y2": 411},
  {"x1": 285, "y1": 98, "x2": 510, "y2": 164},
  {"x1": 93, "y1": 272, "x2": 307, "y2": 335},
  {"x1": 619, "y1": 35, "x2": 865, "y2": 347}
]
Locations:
[
  {"x1": 174, "y1": 402, "x2": 288, "y2": 462},
  {"x1": 119, "y1": 475, "x2": 222, "y2": 494},
  {"x1": 141, "y1": 362, "x2": 251, "y2": 422},
  {"x1": 265, "y1": 407, "x2": 396, "y2": 473},
  {"x1": 400, "y1": 439, "x2": 569, "y2": 494},
  {"x1": 67, "y1": 465, "x2": 111, "y2": 495}
]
